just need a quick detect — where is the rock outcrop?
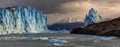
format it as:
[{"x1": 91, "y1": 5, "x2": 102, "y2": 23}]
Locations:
[{"x1": 71, "y1": 17, "x2": 120, "y2": 37}]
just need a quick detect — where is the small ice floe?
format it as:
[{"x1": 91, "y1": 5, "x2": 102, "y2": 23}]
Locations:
[
  {"x1": 99, "y1": 37, "x2": 117, "y2": 41},
  {"x1": 0, "y1": 37, "x2": 28, "y2": 40},
  {"x1": 49, "y1": 39, "x2": 68, "y2": 46},
  {"x1": 45, "y1": 30, "x2": 70, "y2": 34},
  {"x1": 49, "y1": 39, "x2": 68, "y2": 43},
  {"x1": 32, "y1": 37, "x2": 48, "y2": 40},
  {"x1": 92, "y1": 36, "x2": 117, "y2": 41},
  {"x1": 53, "y1": 43, "x2": 64, "y2": 46}
]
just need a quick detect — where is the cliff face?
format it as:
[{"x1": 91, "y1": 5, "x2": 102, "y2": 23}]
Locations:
[{"x1": 71, "y1": 17, "x2": 120, "y2": 37}]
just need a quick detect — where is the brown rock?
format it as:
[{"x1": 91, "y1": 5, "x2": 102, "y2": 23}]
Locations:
[{"x1": 71, "y1": 17, "x2": 120, "y2": 37}]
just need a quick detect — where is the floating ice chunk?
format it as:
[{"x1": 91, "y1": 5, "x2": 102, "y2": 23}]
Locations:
[
  {"x1": 53, "y1": 43, "x2": 64, "y2": 46},
  {"x1": 49, "y1": 39, "x2": 68, "y2": 46},
  {"x1": 49, "y1": 39, "x2": 68, "y2": 43},
  {"x1": 92, "y1": 36, "x2": 117, "y2": 41},
  {"x1": 99, "y1": 37, "x2": 117, "y2": 41},
  {"x1": 44, "y1": 30, "x2": 70, "y2": 34},
  {"x1": 32, "y1": 37, "x2": 48, "y2": 40}
]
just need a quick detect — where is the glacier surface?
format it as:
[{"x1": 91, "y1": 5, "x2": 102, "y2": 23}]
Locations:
[
  {"x1": 0, "y1": 6, "x2": 47, "y2": 35},
  {"x1": 84, "y1": 8, "x2": 102, "y2": 27}
]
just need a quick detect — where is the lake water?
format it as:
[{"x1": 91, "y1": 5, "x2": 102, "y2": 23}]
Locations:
[{"x1": 0, "y1": 34, "x2": 119, "y2": 47}]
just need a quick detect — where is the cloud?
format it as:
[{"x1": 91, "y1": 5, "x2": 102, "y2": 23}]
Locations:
[
  {"x1": 0, "y1": 0, "x2": 17, "y2": 8},
  {"x1": 0, "y1": 0, "x2": 120, "y2": 24},
  {"x1": 17, "y1": 0, "x2": 81, "y2": 13},
  {"x1": 44, "y1": 0, "x2": 120, "y2": 24},
  {"x1": 88, "y1": 0, "x2": 120, "y2": 18},
  {"x1": 0, "y1": 0, "x2": 120, "y2": 18}
]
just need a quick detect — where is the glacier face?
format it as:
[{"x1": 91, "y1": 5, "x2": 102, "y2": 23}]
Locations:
[
  {"x1": 0, "y1": 6, "x2": 47, "y2": 35},
  {"x1": 84, "y1": 8, "x2": 102, "y2": 27}
]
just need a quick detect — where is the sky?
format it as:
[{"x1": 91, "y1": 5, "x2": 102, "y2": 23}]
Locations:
[{"x1": 0, "y1": 0, "x2": 120, "y2": 24}]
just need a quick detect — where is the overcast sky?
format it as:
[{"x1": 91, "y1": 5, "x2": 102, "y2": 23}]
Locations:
[{"x1": 0, "y1": 0, "x2": 120, "y2": 24}]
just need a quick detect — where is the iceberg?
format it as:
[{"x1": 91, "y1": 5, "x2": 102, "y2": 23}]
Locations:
[
  {"x1": 0, "y1": 6, "x2": 47, "y2": 35},
  {"x1": 84, "y1": 8, "x2": 102, "y2": 27}
]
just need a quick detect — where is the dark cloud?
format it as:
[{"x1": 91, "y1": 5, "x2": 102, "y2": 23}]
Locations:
[
  {"x1": 17, "y1": 0, "x2": 81, "y2": 13},
  {"x1": 0, "y1": 0, "x2": 120, "y2": 24},
  {"x1": 0, "y1": 0, "x2": 17, "y2": 8}
]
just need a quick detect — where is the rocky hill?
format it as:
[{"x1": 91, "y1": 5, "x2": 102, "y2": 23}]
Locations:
[{"x1": 71, "y1": 17, "x2": 120, "y2": 37}]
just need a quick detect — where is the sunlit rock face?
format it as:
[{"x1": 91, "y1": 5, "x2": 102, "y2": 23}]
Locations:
[
  {"x1": 84, "y1": 8, "x2": 102, "y2": 27},
  {"x1": 0, "y1": 6, "x2": 47, "y2": 35}
]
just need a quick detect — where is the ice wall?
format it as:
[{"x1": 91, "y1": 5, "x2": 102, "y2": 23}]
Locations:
[{"x1": 0, "y1": 6, "x2": 47, "y2": 35}]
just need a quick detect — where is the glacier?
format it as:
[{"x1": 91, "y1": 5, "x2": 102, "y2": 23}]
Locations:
[
  {"x1": 84, "y1": 8, "x2": 102, "y2": 27},
  {"x1": 0, "y1": 6, "x2": 48, "y2": 35}
]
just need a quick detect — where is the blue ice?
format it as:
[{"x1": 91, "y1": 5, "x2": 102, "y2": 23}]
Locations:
[
  {"x1": 84, "y1": 8, "x2": 102, "y2": 27},
  {"x1": 49, "y1": 39, "x2": 68, "y2": 43},
  {"x1": 0, "y1": 6, "x2": 48, "y2": 34}
]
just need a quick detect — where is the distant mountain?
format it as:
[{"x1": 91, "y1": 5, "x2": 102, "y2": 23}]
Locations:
[
  {"x1": 84, "y1": 8, "x2": 102, "y2": 27},
  {"x1": 48, "y1": 17, "x2": 84, "y2": 31},
  {"x1": 48, "y1": 22, "x2": 84, "y2": 31},
  {"x1": 71, "y1": 17, "x2": 120, "y2": 37},
  {"x1": 57, "y1": 17, "x2": 83, "y2": 23}
]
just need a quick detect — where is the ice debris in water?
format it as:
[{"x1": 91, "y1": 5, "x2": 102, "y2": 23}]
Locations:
[
  {"x1": 0, "y1": 37, "x2": 28, "y2": 40},
  {"x1": 0, "y1": 37, "x2": 49, "y2": 40},
  {"x1": 49, "y1": 39, "x2": 68, "y2": 46},
  {"x1": 49, "y1": 39, "x2": 68, "y2": 43},
  {"x1": 99, "y1": 37, "x2": 117, "y2": 41},
  {"x1": 84, "y1": 8, "x2": 102, "y2": 27},
  {"x1": 53, "y1": 43, "x2": 64, "y2": 46},
  {"x1": 32, "y1": 37, "x2": 48, "y2": 40},
  {"x1": 44, "y1": 30, "x2": 70, "y2": 34},
  {"x1": 0, "y1": 6, "x2": 47, "y2": 35},
  {"x1": 92, "y1": 36, "x2": 117, "y2": 41}
]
